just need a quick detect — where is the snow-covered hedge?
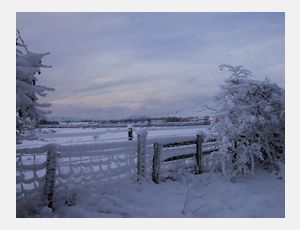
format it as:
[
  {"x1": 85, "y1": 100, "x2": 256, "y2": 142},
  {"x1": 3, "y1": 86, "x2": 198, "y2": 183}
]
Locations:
[{"x1": 210, "y1": 65, "x2": 284, "y2": 177}]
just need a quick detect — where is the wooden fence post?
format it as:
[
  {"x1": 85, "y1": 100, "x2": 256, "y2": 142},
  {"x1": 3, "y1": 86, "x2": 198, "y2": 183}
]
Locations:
[
  {"x1": 136, "y1": 128, "x2": 148, "y2": 181},
  {"x1": 195, "y1": 135, "x2": 203, "y2": 174},
  {"x1": 128, "y1": 128, "x2": 133, "y2": 140},
  {"x1": 128, "y1": 124, "x2": 133, "y2": 140},
  {"x1": 137, "y1": 134, "x2": 146, "y2": 179},
  {"x1": 44, "y1": 144, "x2": 58, "y2": 209},
  {"x1": 152, "y1": 143, "x2": 162, "y2": 184}
]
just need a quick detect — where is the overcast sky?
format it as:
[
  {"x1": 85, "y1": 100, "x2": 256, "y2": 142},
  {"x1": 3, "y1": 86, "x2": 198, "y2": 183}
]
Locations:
[{"x1": 16, "y1": 12, "x2": 284, "y2": 120}]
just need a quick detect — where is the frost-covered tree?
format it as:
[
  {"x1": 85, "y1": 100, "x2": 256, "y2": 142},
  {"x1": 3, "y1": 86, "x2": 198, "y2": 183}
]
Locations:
[
  {"x1": 16, "y1": 30, "x2": 54, "y2": 141},
  {"x1": 210, "y1": 64, "x2": 284, "y2": 177}
]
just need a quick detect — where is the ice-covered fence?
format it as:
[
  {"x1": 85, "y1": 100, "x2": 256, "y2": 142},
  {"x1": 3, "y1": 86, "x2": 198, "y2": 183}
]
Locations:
[
  {"x1": 55, "y1": 141, "x2": 137, "y2": 193},
  {"x1": 135, "y1": 129, "x2": 148, "y2": 180},
  {"x1": 16, "y1": 144, "x2": 56, "y2": 206},
  {"x1": 16, "y1": 141, "x2": 137, "y2": 210},
  {"x1": 148, "y1": 134, "x2": 220, "y2": 184},
  {"x1": 16, "y1": 130, "x2": 219, "y2": 213}
]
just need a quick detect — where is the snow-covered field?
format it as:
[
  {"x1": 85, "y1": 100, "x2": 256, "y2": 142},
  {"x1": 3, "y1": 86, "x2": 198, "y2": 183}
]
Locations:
[
  {"x1": 16, "y1": 125, "x2": 285, "y2": 218},
  {"x1": 17, "y1": 125, "x2": 209, "y2": 149}
]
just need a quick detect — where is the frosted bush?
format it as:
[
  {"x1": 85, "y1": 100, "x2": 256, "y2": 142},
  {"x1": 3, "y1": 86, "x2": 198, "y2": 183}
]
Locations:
[{"x1": 210, "y1": 65, "x2": 284, "y2": 177}]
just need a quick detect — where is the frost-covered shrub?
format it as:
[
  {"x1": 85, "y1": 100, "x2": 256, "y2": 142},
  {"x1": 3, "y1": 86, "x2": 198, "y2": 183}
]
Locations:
[
  {"x1": 16, "y1": 30, "x2": 54, "y2": 142},
  {"x1": 210, "y1": 64, "x2": 284, "y2": 177}
]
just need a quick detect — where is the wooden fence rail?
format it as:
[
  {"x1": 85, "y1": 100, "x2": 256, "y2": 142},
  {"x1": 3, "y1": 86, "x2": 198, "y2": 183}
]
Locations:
[{"x1": 151, "y1": 134, "x2": 219, "y2": 184}]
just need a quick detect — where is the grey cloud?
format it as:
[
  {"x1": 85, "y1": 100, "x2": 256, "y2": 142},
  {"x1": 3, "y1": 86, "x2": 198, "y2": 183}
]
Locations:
[{"x1": 18, "y1": 13, "x2": 284, "y2": 120}]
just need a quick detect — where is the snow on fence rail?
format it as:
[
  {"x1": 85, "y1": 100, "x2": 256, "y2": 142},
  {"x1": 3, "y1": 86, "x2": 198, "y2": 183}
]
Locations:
[
  {"x1": 150, "y1": 134, "x2": 220, "y2": 184},
  {"x1": 16, "y1": 132, "x2": 220, "y2": 211}
]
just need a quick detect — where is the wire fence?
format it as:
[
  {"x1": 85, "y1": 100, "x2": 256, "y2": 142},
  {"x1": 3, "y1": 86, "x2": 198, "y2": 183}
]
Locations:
[
  {"x1": 16, "y1": 141, "x2": 137, "y2": 213},
  {"x1": 16, "y1": 133, "x2": 220, "y2": 215}
]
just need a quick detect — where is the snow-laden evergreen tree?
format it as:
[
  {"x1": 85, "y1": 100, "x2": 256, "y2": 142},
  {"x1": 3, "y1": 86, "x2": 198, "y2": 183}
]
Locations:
[
  {"x1": 210, "y1": 64, "x2": 284, "y2": 177},
  {"x1": 16, "y1": 30, "x2": 54, "y2": 142}
]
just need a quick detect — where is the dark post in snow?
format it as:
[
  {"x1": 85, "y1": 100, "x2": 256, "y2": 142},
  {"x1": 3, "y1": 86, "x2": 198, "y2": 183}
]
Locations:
[
  {"x1": 128, "y1": 124, "x2": 133, "y2": 140},
  {"x1": 137, "y1": 134, "x2": 146, "y2": 179},
  {"x1": 44, "y1": 144, "x2": 58, "y2": 209},
  {"x1": 195, "y1": 134, "x2": 203, "y2": 174},
  {"x1": 152, "y1": 143, "x2": 162, "y2": 184}
]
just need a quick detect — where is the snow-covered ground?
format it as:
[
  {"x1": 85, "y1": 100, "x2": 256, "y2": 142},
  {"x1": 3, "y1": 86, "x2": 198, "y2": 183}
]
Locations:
[
  {"x1": 17, "y1": 125, "x2": 210, "y2": 149},
  {"x1": 16, "y1": 125, "x2": 285, "y2": 218},
  {"x1": 38, "y1": 166, "x2": 284, "y2": 218}
]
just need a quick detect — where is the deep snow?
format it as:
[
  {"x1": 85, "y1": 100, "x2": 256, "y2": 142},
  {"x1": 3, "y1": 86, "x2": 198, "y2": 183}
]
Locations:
[
  {"x1": 17, "y1": 126, "x2": 284, "y2": 218},
  {"x1": 36, "y1": 166, "x2": 284, "y2": 218}
]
